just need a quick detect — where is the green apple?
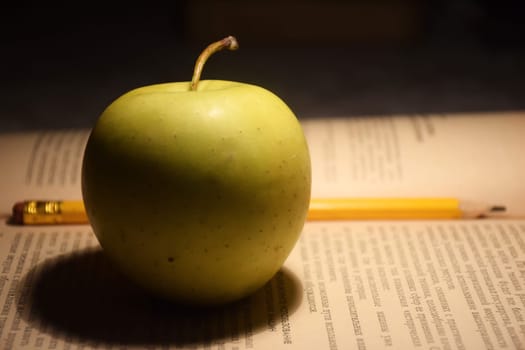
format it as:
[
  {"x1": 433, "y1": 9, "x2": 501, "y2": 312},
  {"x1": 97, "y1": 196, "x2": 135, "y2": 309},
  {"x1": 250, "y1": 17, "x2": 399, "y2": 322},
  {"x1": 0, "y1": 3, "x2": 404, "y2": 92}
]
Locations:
[{"x1": 81, "y1": 36, "x2": 311, "y2": 305}]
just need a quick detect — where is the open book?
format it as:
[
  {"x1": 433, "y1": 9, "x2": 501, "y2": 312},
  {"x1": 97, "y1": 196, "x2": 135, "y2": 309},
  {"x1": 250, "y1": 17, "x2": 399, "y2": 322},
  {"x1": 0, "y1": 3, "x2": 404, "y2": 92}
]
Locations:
[{"x1": 0, "y1": 111, "x2": 524, "y2": 349}]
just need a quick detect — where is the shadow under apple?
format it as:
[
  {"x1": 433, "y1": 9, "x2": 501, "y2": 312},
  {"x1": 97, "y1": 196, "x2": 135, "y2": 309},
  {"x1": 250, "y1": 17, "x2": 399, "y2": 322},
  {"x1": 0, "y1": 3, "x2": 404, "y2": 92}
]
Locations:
[{"x1": 18, "y1": 247, "x2": 303, "y2": 347}]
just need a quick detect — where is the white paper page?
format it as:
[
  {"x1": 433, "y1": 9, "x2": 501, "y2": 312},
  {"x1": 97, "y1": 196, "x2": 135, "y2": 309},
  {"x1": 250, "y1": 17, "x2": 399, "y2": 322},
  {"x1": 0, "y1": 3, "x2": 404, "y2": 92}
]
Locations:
[
  {"x1": 0, "y1": 130, "x2": 90, "y2": 215},
  {"x1": 1, "y1": 115, "x2": 524, "y2": 349},
  {"x1": 303, "y1": 111, "x2": 525, "y2": 216},
  {"x1": 0, "y1": 220, "x2": 524, "y2": 349},
  {"x1": 1, "y1": 112, "x2": 524, "y2": 217}
]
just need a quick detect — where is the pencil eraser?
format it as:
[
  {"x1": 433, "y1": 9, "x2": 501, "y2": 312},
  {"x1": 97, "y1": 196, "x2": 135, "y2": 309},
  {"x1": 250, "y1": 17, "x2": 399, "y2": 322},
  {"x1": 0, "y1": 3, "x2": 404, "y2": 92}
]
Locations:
[{"x1": 11, "y1": 202, "x2": 25, "y2": 225}]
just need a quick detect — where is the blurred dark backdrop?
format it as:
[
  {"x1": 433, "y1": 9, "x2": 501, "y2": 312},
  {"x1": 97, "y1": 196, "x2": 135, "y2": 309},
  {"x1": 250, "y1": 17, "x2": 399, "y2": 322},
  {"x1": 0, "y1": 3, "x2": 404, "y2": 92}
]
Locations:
[{"x1": 0, "y1": 1, "x2": 524, "y2": 132}]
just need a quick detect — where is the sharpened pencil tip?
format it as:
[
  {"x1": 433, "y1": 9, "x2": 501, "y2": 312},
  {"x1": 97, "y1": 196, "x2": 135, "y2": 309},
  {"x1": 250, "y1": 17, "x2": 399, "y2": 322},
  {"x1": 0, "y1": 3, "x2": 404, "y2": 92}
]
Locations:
[{"x1": 490, "y1": 205, "x2": 506, "y2": 213}]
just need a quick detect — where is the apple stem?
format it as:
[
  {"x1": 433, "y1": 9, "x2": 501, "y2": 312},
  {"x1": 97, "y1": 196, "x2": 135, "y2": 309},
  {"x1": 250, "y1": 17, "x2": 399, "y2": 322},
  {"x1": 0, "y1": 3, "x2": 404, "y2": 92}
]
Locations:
[{"x1": 190, "y1": 36, "x2": 239, "y2": 91}]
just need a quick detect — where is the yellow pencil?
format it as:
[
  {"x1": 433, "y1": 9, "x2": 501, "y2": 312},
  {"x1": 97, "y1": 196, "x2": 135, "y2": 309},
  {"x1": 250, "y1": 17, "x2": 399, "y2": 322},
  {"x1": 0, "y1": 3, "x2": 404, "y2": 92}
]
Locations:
[
  {"x1": 10, "y1": 198, "x2": 506, "y2": 225},
  {"x1": 308, "y1": 198, "x2": 505, "y2": 220}
]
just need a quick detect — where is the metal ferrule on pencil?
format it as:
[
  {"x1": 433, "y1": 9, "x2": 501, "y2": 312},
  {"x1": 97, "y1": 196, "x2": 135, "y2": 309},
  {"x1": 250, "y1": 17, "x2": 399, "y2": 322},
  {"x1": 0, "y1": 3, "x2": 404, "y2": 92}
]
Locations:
[{"x1": 12, "y1": 200, "x2": 88, "y2": 225}]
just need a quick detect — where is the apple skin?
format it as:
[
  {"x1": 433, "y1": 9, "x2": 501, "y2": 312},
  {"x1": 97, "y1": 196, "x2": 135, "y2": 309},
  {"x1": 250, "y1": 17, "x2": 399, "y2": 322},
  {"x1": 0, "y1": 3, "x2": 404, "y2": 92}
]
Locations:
[{"x1": 81, "y1": 79, "x2": 311, "y2": 305}]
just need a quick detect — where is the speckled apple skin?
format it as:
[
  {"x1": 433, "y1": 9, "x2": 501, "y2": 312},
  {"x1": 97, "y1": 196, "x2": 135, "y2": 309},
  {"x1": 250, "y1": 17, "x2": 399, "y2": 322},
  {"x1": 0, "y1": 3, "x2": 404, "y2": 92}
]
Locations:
[{"x1": 81, "y1": 80, "x2": 311, "y2": 305}]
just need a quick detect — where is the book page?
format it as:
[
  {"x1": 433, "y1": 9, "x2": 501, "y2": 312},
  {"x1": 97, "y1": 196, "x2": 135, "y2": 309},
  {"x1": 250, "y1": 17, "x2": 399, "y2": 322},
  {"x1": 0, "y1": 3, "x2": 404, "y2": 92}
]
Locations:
[
  {"x1": 0, "y1": 129, "x2": 90, "y2": 215},
  {"x1": 303, "y1": 111, "x2": 525, "y2": 216},
  {"x1": 1, "y1": 111, "x2": 524, "y2": 216},
  {"x1": 0, "y1": 220, "x2": 524, "y2": 349},
  {"x1": 0, "y1": 113, "x2": 524, "y2": 349}
]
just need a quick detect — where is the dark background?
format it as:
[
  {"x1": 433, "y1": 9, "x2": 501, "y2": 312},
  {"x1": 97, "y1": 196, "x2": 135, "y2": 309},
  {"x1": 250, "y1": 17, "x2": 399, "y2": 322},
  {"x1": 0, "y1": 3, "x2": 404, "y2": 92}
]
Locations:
[{"x1": 1, "y1": 1, "x2": 524, "y2": 132}]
